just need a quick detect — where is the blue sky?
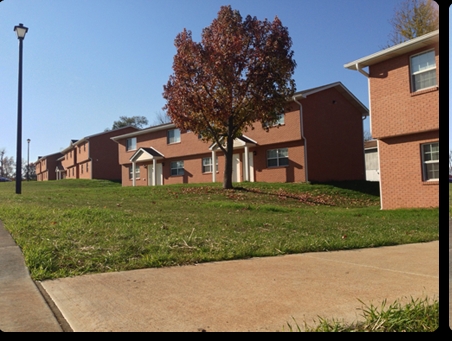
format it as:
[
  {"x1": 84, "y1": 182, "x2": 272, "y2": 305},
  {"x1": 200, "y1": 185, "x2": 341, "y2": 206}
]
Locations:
[{"x1": 0, "y1": 0, "x2": 437, "y2": 163}]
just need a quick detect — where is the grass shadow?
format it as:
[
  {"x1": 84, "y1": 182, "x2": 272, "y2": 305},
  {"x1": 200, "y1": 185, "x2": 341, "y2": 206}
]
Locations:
[{"x1": 310, "y1": 180, "x2": 380, "y2": 197}]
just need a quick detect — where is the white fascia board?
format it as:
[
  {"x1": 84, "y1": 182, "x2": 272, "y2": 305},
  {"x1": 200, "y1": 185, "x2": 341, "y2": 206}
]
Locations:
[
  {"x1": 111, "y1": 123, "x2": 176, "y2": 142},
  {"x1": 344, "y1": 30, "x2": 438, "y2": 70}
]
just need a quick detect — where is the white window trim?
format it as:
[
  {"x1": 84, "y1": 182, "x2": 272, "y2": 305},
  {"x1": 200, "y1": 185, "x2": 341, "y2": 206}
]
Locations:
[
  {"x1": 202, "y1": 157, "x2": 218, "y2": 173},
  {"x1": 410, "y1": 49, "x2": 437, "y2": 93},
  {"x1": 129, "y1": 165, "x2": 140, "y2": 180},
  {"x1": 167, "y1": 129, "x2": 181, "y2": 144},
  {"x1": 264, "y1": 113, "x2": 285, "y2": 128},
  {"x1": 267, "y1": 148, "x2": 289, "y2": 168},
  {"x1": 126, "y1": 137, "x2": 137, "y2": 151},
  {"x1": 421, "y1": 142, "x2": 439, "y2": 182},
  {"x1": 170, "y1": 161, "x2": 184, "y2": 176}
]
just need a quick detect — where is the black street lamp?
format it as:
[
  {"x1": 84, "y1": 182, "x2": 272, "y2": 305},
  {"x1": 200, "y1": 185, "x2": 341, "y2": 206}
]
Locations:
[
  {"x1": 27, "y1": 138, "x2": 30, "y2": 181},
  {"x1": 14, "y1": 23, "x2": 28, "y2": 194}
]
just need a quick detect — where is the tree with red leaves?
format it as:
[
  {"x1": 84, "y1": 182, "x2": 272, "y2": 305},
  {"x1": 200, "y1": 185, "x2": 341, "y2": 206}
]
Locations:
[{"x1": 163, "y1": 6, "x2": 296, "y2": 189}]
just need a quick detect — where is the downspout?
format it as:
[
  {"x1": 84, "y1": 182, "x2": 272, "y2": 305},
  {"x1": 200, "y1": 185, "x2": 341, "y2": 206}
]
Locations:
[
  {"x1": 355, "y1": 63, "x2": 369, "y2": 78},
  {"x1": 293, "y1": 94, "x2": 308, "y2": 183}
]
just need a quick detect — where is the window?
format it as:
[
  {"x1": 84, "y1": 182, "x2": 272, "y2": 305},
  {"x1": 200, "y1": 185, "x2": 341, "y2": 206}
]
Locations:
[
  {"x1": 86, "y1": 163, "x2": 89, "y2": 172},
  {"x1": 126, "y1": 137, "x2": 137, "y2": 151},
  {"x1": 202, "y1": 157, "x2": 218, "y2": 173},
  {"x1": 410, "y1": 50, "x2": 437, "y2": 92},
  {"x1": 274, "y1": 113, "x2": 285, "y2": 126},
  {"x1": 167, "y1": 129, "x2": 181, "y2": 144},
  {"x1": 421, "y1": 142, "x2": 439, "y2": 181},
  {"x1": 264, "y1": 113, "x2": 285, "y2": 128},
  {"x1": 170, "y1": 161, "x2": 184, "y2": 176},
  {"x1": 81, "y1": 165, "x2": 83, "y2": 174},
  {"x1": 129, "y1": 165, "x2": 140, "y2": 179},
  {"x1": 267, "y1": 148, "x2": 289, "y2": 167}
]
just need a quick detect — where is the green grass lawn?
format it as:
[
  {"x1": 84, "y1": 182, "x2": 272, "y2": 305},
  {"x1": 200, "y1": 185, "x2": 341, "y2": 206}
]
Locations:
[{"x1": 0, "y1": 179, "x2": 438, "y2": 281}]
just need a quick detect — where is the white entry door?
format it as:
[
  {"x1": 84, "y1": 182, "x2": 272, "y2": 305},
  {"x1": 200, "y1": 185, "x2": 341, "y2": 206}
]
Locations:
[
  {"x1": 232, "y1": 154, "x2": 240, "y2": 183},
  {"x1": 148, "y1": 163, "x2": 163, "y2": 186}
]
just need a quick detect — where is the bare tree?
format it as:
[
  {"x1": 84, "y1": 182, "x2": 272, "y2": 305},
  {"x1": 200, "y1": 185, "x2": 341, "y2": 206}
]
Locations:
[
  {"x1": 0, "y1": 148, "x2": 5, "y2": 177},
  {"x1": 105, "y1": 116, "x2": 149, "y2": 131},
  {"x1": 152, "y1": 111, "x2": 172, "y2": 125},
  {"x1": 449, "y1": 151, "x2": 452, "y2": 174},
  {"x1": 1, "y1": 156, "x2": 15, "y2": 178},
  {"x1": 386, "y1": 0, "x2": 439, "y2": 47},
  {"x1": 363, "y1": 130, "x2": 373, "y2": 141}
]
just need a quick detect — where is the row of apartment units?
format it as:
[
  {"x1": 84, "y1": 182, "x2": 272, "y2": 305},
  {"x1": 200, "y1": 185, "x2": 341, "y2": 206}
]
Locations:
[
  {"x1": 36, "y1": 30, "x2": 438, "y2": 210},
  {"x1": 36, "y1": 81, "x2": 368, "y2": 186},
  {"x1": 35, "y1": 126, "x2": 139, "y2": 182}
]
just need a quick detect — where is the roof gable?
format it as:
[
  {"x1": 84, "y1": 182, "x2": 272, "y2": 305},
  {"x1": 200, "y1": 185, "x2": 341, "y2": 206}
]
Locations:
[
  {"x1": 130, "y1": 147, "x2": 165, "y2": 163},
  {"x1": 294, "y1": 82, "x2": 369, "y2": 116}
]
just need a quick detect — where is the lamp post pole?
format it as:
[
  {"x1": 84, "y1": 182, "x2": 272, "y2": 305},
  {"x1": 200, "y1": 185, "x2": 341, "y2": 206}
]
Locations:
[
  {"x1": 14, "y1": 23, "x2": 28, "y2": 194},
  {"x1": 27, "y1": 139, "x2": 30, "y2": 181}
]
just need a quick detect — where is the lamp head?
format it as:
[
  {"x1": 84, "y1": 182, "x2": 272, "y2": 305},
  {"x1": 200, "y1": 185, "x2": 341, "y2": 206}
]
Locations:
[{"x1": 14, "y1": 23, "x2": 28, "y2": 39}]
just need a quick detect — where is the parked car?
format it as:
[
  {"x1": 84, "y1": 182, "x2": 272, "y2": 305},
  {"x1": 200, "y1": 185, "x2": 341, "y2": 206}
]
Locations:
[{"x1": 0, "y1": 177, "x2": 12, "y2": 182}]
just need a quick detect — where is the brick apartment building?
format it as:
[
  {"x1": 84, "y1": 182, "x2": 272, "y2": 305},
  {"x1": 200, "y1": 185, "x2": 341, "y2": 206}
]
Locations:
[
  {"x1": 112, "y1": 82, "x2": 368, "y2": 187},
  {"x1": 35, "y1": 152, "x2": 63, "y2": 181},
  {"x1": 345, "y1": 30, "x2": 439, "y2": 209},
  {"x1": 38, "y1": 126, "x2": 139, "y2": 181}
]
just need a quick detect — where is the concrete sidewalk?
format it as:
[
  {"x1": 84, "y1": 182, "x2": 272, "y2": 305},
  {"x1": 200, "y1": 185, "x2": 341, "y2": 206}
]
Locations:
[
  {"x1": 0, "y1": 222, "x2": 63, "y2": 332},
  {"x1": 0, "y1": 220, "x2": 439, "y2": 332}
]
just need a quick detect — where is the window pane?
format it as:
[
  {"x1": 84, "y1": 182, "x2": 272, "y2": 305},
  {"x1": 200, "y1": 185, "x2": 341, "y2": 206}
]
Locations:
[
  {"x1": 413, "y1": 70, "x2": 436, "y2": 91},
  {"x1": 276, "y1": 114, "x2": 285, "y2": 125},
  {"x1": 425, "y1": 162, "x2": 439, "y2": 180},
  {"x1": 202, "y1": 157, "x2": 212, "y2": 173},
  {"x1": 267, "y1": 159, "x2": 278, "y2": 167},
  {"x1": 411, "y1": 51, "x2": 436, "y2": 91},
  {"x1": 267, "y1": 150, "x2": 277, "y2": 159},
  {"x1": 168, "y1": 129, "x2": 181, "y2": 143},
  {"x1": 279, "y1": 157, "x2": 289, "y2": 166},
  {"x1": 422, "y1": 143, "x2": 439, "y2": 181},
  {"x1": 278, "y1": 148, "x2": 288, "y2": 158},
  {"x1": 171, "y1": 161, "x2": 184, "y2": 175},
  {"x1": 126, "y1": 138, "x2": 136, "y2": 151},
  {"x1": 411, "y1": 51, "x2": 435, "y2": 73}
]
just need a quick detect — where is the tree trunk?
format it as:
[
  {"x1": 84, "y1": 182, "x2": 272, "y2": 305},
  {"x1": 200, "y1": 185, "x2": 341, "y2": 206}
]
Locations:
[
  {"x1": 223, "y1": 117, "x2": 235, "y2": 189},
  {"x1": 223, "y1": 136, "x2": 234, "y2": 189}
]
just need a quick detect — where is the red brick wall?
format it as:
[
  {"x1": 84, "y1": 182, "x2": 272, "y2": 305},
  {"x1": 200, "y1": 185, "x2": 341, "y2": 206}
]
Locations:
[
  {"x1": 116, "y1": 88, "x2": 365, "y2": 186},
  {"x1": 252, "y1": 142, "x2": 306, "y2": 183},
  {"x1": 369, "y1": 43, "x2": 439, "y2": 139},
  {"x1": 76, "y1": 141, "x2": 89, "y2": 164},
  {"x1": 368, "y1": 43, "x2": 439, "y2": 209},
  {"x1": 303, "y1": 88, "x2": 366, "y2": 182},
  {"x1": 61, "y1": 149, "x2": 76, "y2": 171},
  {"x1": 36, "y1": 154, "x2": 62, "y2": 181},
  {"x1": 378, "y1": 131, "x2": 438, "y2": 209}
]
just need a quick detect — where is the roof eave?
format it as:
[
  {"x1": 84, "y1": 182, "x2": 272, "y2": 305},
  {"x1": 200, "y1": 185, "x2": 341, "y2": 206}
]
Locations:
[
  {"x1": 344, "y1": 30, "x2": 439, "y2": 70},
  {"x1": 111, "y1": 123, "x2": 176, "y2": 142}
]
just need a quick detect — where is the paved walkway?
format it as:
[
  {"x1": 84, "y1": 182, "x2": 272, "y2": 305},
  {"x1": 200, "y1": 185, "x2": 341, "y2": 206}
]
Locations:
[{"x1": 0, "y1": 220, "x2": 440, "y2": 332}]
